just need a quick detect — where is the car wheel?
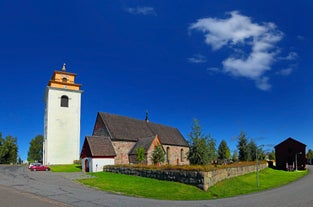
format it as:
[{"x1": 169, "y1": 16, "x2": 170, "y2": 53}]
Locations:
[
  {"x1": 46, "y1": 168, "x2": 49, "y2": 171},
  {"x1": 33, "y1": 169, "x2": 36, "y2": 171}
]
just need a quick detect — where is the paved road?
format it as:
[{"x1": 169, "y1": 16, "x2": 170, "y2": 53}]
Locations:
[
  {"x1": 0, "y1": 165, "x2": 312, "y2": 207},
  {"x1": 0, "y1": 184, "x2": 69, "y2": 207}
]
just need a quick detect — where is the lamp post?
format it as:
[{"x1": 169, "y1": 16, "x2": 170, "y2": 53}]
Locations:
[
  {"x1": 256, "y1": 144, "x2": 264, "y2": 187},
  {"x1": 295, "y1": 152, "x2": 302, "y2": 172}
]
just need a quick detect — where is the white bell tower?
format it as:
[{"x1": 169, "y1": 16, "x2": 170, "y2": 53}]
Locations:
[{"x1": 43, "y1": 64, "x2": 83, "y2": 165}]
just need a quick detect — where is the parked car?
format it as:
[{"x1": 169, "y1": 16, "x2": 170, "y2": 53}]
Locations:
[
  {"x1": 28, "y1": 162, "x2": 41, "y2": 169},
  {"x1": 29, "y1": 163, "x2": 50, "y2": 171}
]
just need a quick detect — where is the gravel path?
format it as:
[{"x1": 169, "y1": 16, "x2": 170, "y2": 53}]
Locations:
[{"x1": 0, "y1": 165, "x2": 312, "y2": 207}]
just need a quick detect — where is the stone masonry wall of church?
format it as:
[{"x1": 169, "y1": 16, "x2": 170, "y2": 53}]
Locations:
[
  {"x1": 162, "y1": 145, "x2": 190, "y2": 165},
  {"x1": 112, "y1": 141, "x2": 190, "y2": 165},
  {"x1": 112, "y1": 141, "x2": 136, "y2": 164}
]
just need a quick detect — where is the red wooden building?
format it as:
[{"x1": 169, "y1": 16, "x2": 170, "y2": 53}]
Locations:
[{"x1": 274, "y1": 137, "x2": 306, "y2": 170}]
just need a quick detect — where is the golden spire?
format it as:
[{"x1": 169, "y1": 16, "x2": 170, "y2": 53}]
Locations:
[{"x1": 62, "y1": 63, "x2": 66, "y2": 71}]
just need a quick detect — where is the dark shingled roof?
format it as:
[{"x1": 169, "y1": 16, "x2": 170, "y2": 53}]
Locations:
[
  {"x1": 97, "y1": 112, "x2": 189, "y2": 147},
  {"x1": 129, "y1": 136, "x2": 156, "y2": 155},
  {"x1": 85, "y1": 136, "x2": 116, "y2": 157},
  {"x1": 274, "y1": 137, "x2": 306, "y2": 148}
]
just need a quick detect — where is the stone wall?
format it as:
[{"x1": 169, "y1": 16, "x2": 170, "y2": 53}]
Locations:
[
  {"x1": 162, "y1": 145, "x2": 190, "y2": 165},
  {"x1": 111, "y1": 141, "x2": 136, "y2": 164},
  {"x1": 104, "y1": 163, "x2": 267, "y2": 191}
]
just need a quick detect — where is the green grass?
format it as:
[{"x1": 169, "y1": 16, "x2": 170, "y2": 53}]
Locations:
[
  {"x1": 209, "y1": 168, "x2": 308, "y2": 198},
  {"x1": 77, "y1": 168, "x2": 308, "y2": 200},
  {"x1": 49, "y1": 164, "x2": 82, "y2": 172}
]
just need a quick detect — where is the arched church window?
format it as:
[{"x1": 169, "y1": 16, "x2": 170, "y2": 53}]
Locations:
[
  {"x1": 166, "y1": 147, "x2": 170, "y2": 164},
  {"x1": 62, "y1": 77, "x2": 68, "y2": 82},
  {"x1": 180, "y1": 148, "x2": 184, "y2": 162},
  {"x1": 61, "y1": 95, "x2": 69, "y2": 107}
]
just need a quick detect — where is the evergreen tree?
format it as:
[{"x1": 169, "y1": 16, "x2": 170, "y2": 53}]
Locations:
[
  {"x1": 247, "y1": 139, "x2": 257, "y2": 161},
  {"x1": 151, "y1": 145, "x2": 165, "y2": 165},
  {"x1": 237, "y1": 131, "x2": 249, "y2": 161},
  {"x1": 27, "y1": 135, "x2": 43, "y2": 162},
  {"x1": 217, "y1": 139, "x2": 230, "y2": 163},
  {"x1": 135, "y1": 146, "x2": 146, "y2": 164},
  {"x1": 187, "y1": 119, "x2": 210, "y2": 165},
  {"x1": 267, "y1": 150, "x2": 276, "y2": 160},
  {"x1": 257, "y1": 147, "x2": 266, "y2": 161},
  {"x1": 232, "y1": 150, "x2": 238, "y2": 162},
  {"x1": 207, "y1": 135, "x2": 216, "y2": 163},
  {"x1": 307, "y1": 149, "x2": 313, "y2": 159}
]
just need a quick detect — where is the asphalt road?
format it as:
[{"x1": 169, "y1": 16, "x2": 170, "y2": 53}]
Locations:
[{"x1": 0, "y1": 165, "x2": 312, "y2": 207}]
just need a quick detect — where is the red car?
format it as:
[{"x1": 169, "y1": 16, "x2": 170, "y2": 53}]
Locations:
[{"x1": 29, "y1": 163, "x2": 50, "y2": 171}]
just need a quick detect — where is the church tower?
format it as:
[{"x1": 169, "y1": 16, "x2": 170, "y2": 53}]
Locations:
[{"x1": 43, "y1": 64, "x2": 83, "y2": 165}]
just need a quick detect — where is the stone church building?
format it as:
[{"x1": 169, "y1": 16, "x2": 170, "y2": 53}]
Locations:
[{"x1": 81, "y1": 112, "x2": 190, "y2": 172}]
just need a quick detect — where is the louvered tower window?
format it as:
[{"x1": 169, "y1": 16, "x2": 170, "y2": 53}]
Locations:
[{"x1": 61, "y1": 95, "x2": 69, "y2": 107}]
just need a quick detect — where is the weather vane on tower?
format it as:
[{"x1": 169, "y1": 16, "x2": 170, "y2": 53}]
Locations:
[{"x1": 62, "y1": 63, "x2": 66, "y2": 71}]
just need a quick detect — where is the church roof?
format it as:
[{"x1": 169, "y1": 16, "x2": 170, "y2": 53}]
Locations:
[
  {"x1": 81, "y1": 136, "x2": 116, "y2": 158},
  {"x1": 94, "y1": 112, "x2": 189, "y2": 147},
  {"x1": 128, "y1": 135, "x2": 157, "y2": 155}
]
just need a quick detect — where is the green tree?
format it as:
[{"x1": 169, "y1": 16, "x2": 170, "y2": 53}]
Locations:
[
  {"x1": 151, "y1": 145, "x2": 165, "y2": 165},
  {"x1": 0, "y1": 133, "x2": 18, "y2": 164},
  {"x1": 17, "y1": 156, "x2": 23, "y2": 164},
  {"x1": 217, "y1": 139, "x2": 231, "y2": 163},
  {"x1": 27, "y1": 135, "x2": 43, "y2": 162},
  {"x1": 237, "y1": 131, "x2": 249, "y2": 161},
  {"x1": 247, "y1": 139, "x2": 257, "y2": 161},
  {"x1": 307, "y1": 149, "x2": 313, "y2": 159},
  {"x1": 257, "y1": 147, "x2": 266, "y2": 161},
  {"x1": 267, "y1": 150, "x2": 276, "y2": 160},
  {"x1": 207, "y1": 135, "x2": 216, "y2": 163},
  {"x1": 187, "y1": 119, "x2": 210, "y2": 165},
  {"x1": 232, "y1": 150, "x2": 238, "y2": 162},
  {"x1": 135, "y1": 146, "x2": 146, "y2": 164}
]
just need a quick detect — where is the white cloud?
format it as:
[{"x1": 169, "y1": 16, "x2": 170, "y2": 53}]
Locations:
[
  {"x1": 189, "y1": 11, "x2": 284, "y2": 90},
  {"x1": 125, "y1": 6, "x2": 156, "y2": 15},
  {"x1": 279, "y1": 52, "x2": 298, "y2": 60},
  {"x1": 297, "y1": 35, "x2": 304, "y2": 40},
  {"x1": 207, "y1": 67, "x2": 221, "y2": 75},
  {"x1": 188, "y1": 54, "x2": 207, "y2": 63},
  {"x1": 256, "y1": 77, "x2": 271, "y2": 91},
  {"x1": 276, "y1": 67, "x2": 293, "y2": 76}
]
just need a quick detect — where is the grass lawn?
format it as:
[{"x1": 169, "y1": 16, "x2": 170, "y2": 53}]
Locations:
[
  {"x1": 49, "y1": 164, "x2": 82, "y2": 172},
  {"x1": 77, "y1": 168, "x2": 308, "y2": 200},
  {"x1": 209, "y1": 168, "x2": 308, "y2": 198}
]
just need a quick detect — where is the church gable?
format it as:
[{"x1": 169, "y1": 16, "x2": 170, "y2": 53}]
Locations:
[
  {"x1": 128, "y1": 135, "x2": 162, "y2": 164},
  {"x1": 129, "y1": 135, "x2": 160, "y2": 156},
  {"x1": 80, "y1": 138, "x2": 92, "y2": 158},
  {"x1": 81, "y1": 136, "x2": 116, "y2": 158},
  {"x1": 93, "y1": 113, "x2": 111, "y2": 137}
]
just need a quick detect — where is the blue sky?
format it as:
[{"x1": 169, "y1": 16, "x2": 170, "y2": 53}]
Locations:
[{"x1": 0, "y1": 1, "x2": 312, "y2": 161}]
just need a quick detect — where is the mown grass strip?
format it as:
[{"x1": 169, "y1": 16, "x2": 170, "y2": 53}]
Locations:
[
  {"x1": 77, "y1": 167, "x2": 308, "y2": 200},
  {"x1": 49, "y1": 164, "x2": 82, "y2": 172}
]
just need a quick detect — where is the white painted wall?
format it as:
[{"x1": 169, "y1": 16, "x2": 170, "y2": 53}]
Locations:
[
  {"x1": 82, "y1": 157, "x2": 114, "y2": 172},
  {"x1": 43, "y1": 87, "x2": 82, "y2": 165}
]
